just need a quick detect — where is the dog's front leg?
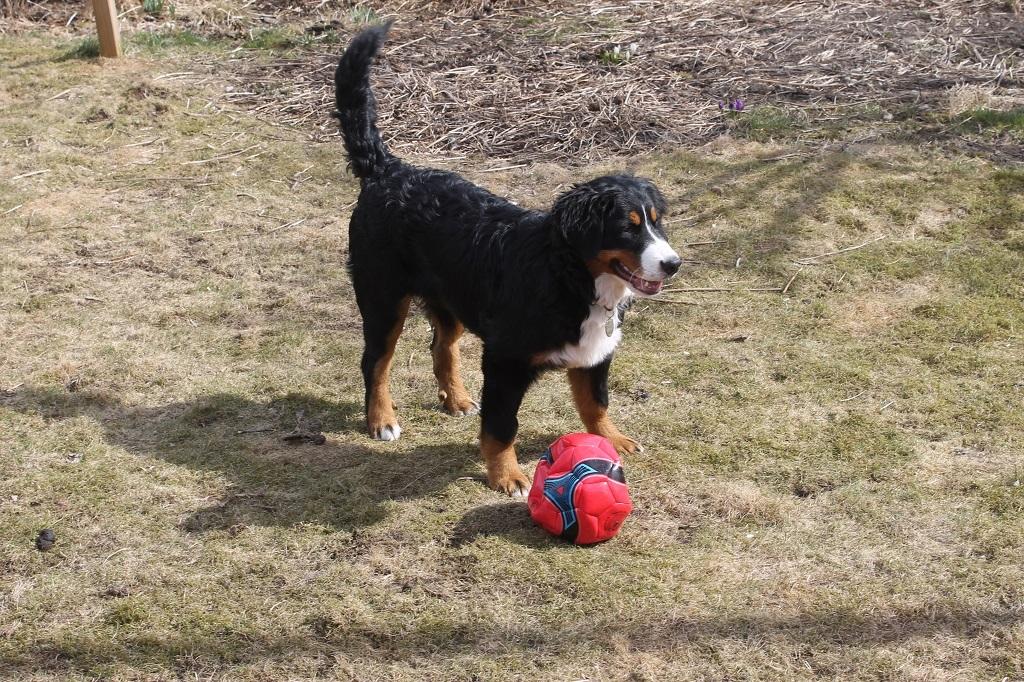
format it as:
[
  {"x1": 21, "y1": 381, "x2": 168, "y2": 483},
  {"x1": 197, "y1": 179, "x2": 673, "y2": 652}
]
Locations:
[
  {"x1": 567, "y1": 357, "x2": 643, "y2": 455},
  {"x1": 479, "y1": 352, "x2": 535, "y2": 496}
]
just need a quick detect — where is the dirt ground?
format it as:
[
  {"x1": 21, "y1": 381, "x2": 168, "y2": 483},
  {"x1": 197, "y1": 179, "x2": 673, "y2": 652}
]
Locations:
[{"x1": 1, "y1": 2, "x2": 1023, "y2": 680}]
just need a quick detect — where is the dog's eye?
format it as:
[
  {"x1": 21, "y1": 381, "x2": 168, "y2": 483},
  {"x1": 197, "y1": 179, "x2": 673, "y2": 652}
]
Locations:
[
  {"x1": 649, "y1": 207, "x2": 658, "y2": 222},
  {"x1": 628, "y1": 210, "x2": 641, "y2": 226}
]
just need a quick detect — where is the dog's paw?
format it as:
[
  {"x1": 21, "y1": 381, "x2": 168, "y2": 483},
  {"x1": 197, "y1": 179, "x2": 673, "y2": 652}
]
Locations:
[
  {"x1": 438, "y1": 390, "x2": 480, "y2": 417},
  {"x1": 445, "y1": 399, "x2": 479, "y2": 417},
  {"x1": 608, "y1": 433, "x2": 643, "y2": 456},
  {"x1": 370, "y1": 422, "x2": 402, "y2": 441},
  {"x1": 487, "y1": 467, "x2": 531, "y2": 497}
]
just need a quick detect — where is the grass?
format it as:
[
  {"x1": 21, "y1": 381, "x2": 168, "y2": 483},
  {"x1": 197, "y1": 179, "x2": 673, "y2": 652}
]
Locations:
[
  {"x1": 141, "y1": 0, "x2": 171, "y2": 18},
  {"x1": 957, "y1": 107, "x2": 1024, "y2": 132},
  {"x1": 350, "y1": 7, "x2": 381, "y2": 25},
  {"x1": 728, "y1": 107, "x2": 802, "y2": 142},
  {"x1": 130, "y1": 28, "x2": 212, "y2": 52},
  {"x1": 57, "y1": 37, "x2": 100, "y2": 61},
  {"x1": 238, "y1": 27, "x2": 346, "y2": 52},
  {"x1": 242, "y1": 28, "x2": 297, "y2": 51},
  {"x1": 1, "y1": 29, "x2": 1023, "y2": 682},
  {"x1": 597, "y1": 45, "x2": 633, "y2": 66},
  {"x1": 950, "y1": 108, "x2": 1024, "y2": 148}
]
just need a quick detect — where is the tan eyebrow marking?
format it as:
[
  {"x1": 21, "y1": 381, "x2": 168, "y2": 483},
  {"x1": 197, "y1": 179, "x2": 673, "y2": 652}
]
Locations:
[
  {"x1": 649, "y1": 207, "x2": 658, "y2": 221},
  {"x1": 628, "y1": 210, "x2": 641, "y2": 226}
]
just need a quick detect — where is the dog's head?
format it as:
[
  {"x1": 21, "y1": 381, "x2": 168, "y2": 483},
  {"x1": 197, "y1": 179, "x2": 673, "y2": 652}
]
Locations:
[{"x1": 551, "y1": 175, "x2": 680, "y2": 296}]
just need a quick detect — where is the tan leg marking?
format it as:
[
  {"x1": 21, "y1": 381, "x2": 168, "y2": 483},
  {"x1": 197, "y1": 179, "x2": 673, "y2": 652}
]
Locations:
[
  {"x1": 480, "y1": 431, "x2": 530, "y2": 497},
  {"x1": 567, "y1": 368, "x2": 642, "y2": 455},
  {"x1": 428, "y1": 316, "x2": 478, "y2": 416},
  {"x1": 367, "y1": 296, "x2": 411, "y2": 441}
]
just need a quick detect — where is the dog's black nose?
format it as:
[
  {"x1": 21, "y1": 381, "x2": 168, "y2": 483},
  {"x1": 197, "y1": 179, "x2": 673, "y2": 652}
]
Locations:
[{"x1": 660, "y1": 256, "x2": 682, "y2": 277}]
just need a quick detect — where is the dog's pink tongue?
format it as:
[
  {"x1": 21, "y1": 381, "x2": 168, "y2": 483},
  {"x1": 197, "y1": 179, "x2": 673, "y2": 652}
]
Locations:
[{"x1": 633, "y1": 274, "x2": 662, "y2": 294}]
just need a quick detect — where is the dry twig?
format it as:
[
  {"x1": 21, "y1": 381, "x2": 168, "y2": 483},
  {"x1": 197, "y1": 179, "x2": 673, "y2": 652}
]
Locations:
[{"x1": 795, "y1": 235, "x2": 887, "y2": 265}]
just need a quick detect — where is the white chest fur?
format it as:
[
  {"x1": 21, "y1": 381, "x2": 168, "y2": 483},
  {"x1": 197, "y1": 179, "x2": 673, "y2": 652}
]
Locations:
[{"x1": 542, "y1": 274, "x2": 632, "y2": 369}]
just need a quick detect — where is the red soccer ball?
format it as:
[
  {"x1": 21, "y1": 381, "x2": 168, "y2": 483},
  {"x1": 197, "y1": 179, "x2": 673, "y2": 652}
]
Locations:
[{"x1": 527, "y1": 433, "x2": 633, "y2": 544}]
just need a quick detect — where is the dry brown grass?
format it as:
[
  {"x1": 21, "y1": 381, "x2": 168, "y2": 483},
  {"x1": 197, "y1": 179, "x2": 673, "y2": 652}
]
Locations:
[
  {"x1": 222, "y1": 0, "x2": 1024, "y2": 162},
  {"x1": 0, "y1": 0, "x2": 26, "y2": 20},
  {"x1": 1, "y1": 7, "x2": 1024, "y2": 681},
  {"x1": 6, "y1": 0, "x2": 1023, "y2": 162}
]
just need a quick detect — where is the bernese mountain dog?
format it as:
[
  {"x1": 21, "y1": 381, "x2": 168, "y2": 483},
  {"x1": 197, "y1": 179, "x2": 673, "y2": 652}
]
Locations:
[{"x1": 335, "y1": 24, "x2": 681, "y2": 496}]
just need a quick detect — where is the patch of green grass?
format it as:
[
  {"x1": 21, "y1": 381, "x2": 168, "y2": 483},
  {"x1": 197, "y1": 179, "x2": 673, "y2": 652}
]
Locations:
[
  {"x1": 729, "y1": 107, "x2": 801, "y2": 142},
  {"x1": 104, "y1": 598, "x2": 150, "y2": 626},
  {"x1": 239, "y1": 27, "x2": 341, "y2": 51},
  {"x1": 963, "y1": 169, "x2": 1024, "y2": 240},
  {"x1": 597, "y1": 45, "x2": 631, "y2": 66},
  {"x1": 130, "y1": 29, "x2": 211, "y2": 52},
  {"x1": 58, "y1": 37, "x2": 100, "y2": 61},
  {"x1": 956, "y1": 108, "x2": 1024, "y2": 132},
  {"x1": 141, "y1": 0, "x2": 171, "y2": 17},
  {"x1": 950, "y1": 250, "x2": 1024, "y2": 298},
  {"x1": 980, "y1": 476, "x2": 1024, "y2": 517},
  {"x1": 243, "y1": 28, "x2": 296, "y2": 50},
  {"x1": 302, "y1": 25, "x2": 342, "y2": 45},
  {"x1": 897, "y1": 296, "x2": 1021, "y2": 344}
]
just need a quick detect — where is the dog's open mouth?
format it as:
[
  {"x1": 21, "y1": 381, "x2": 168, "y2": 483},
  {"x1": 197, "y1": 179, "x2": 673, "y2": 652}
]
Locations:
[{"x1": 611, "y1": 260, "x2": 663, "y2": 295}]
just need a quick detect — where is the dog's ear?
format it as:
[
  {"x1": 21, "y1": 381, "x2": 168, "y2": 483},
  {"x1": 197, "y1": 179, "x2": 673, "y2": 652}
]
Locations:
[
  {"x1": 646, "y1": 180, "x2": 669, "y2": 218},
  {"x1": 551, "y1": 183, "x2": 616, "y2": 260}
]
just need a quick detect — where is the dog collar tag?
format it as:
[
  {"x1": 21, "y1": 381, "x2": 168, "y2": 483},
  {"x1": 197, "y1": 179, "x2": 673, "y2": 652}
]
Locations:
[{"x1": 605, "y1": 313, "x2": 616, "y2": 337}]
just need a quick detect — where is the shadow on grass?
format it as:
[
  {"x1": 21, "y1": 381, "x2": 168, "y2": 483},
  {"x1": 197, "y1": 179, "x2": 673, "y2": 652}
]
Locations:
[
  {"x1": 701, "y1": 153, "x2": 851, "y2": 250},
  {"x1": 3, "y1": 604, "x2": 1019, "y2": 675},
  {"x1": 449, "y1": 500, "x2": 545, "y2": 548},
  {"x1": 1, "y1": 385, "x2": 491, "y2": 533},
  {"x1": 55, "y1": 37, "x2": 100, "y2": 62}
]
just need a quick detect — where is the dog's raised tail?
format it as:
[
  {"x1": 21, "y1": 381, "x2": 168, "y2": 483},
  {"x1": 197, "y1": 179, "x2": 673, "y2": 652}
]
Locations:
[{"x1": 334, "y1": 23, "x2": 392, "y2": 179}]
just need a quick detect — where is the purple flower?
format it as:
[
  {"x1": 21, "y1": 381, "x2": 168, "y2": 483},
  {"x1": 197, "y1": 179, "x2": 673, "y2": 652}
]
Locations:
[{"x1": 719, "y1": 98, "x2": 746, "y2": 113}]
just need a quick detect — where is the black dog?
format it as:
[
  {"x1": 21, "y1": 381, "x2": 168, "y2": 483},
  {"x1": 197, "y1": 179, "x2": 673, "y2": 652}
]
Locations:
[{"x1": 335, "y1": 24, "x2": 680, "y2": 495}]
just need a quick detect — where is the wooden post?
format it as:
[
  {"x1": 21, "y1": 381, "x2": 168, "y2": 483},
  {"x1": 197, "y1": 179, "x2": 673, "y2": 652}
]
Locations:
[{"x1": 92, "y1": 0, "x2": 122, "y2": 58}]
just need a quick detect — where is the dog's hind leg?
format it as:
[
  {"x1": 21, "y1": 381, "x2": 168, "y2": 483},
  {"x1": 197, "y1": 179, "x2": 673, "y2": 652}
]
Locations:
[
  {"x1": 358, "y1": 292, "x2": 411, "y2": 441},
  {"x1": 426, "y1": 305, "x2": 478, "y2": 417}
]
